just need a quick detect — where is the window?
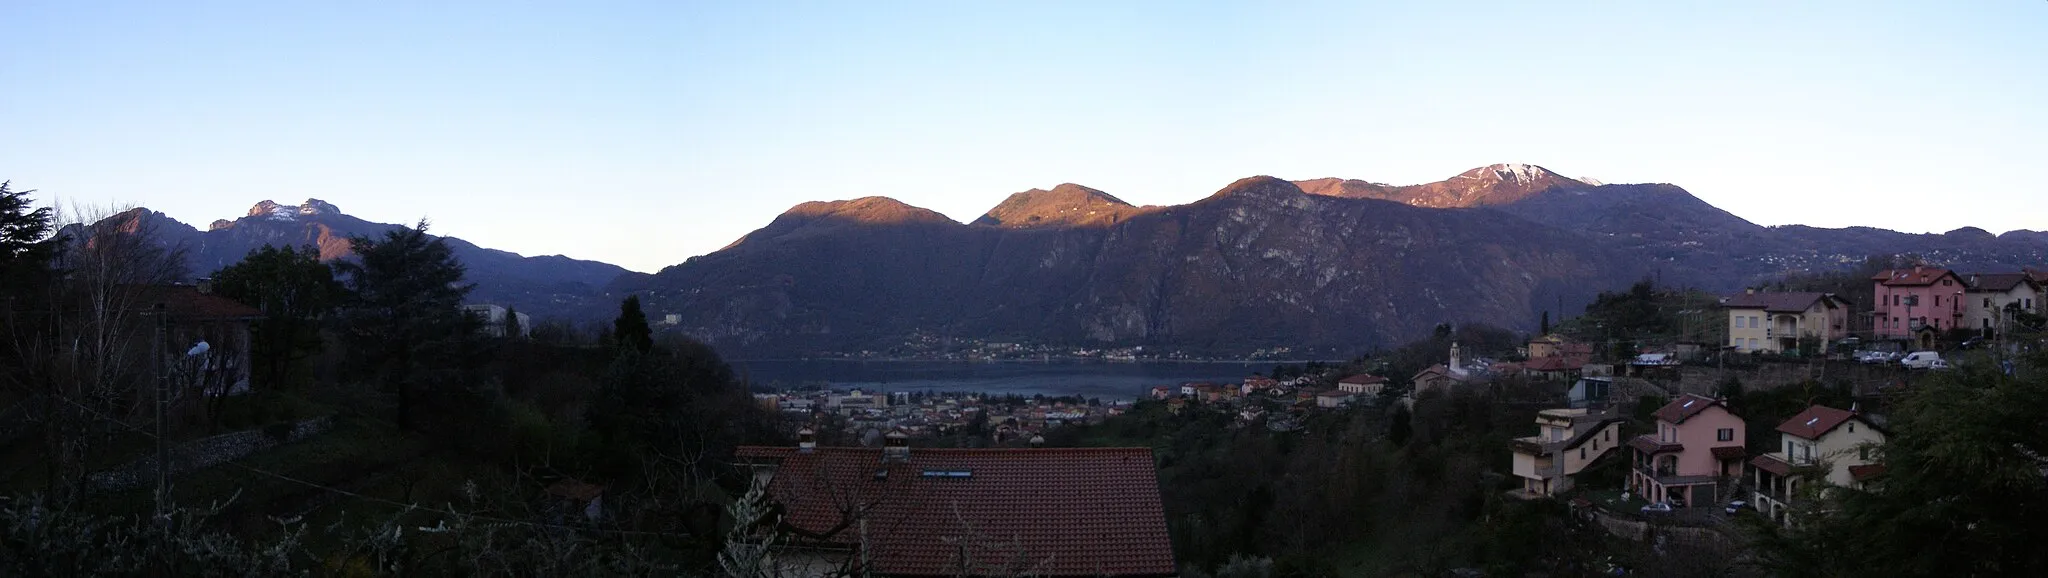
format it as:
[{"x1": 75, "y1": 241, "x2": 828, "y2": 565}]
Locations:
[
  {"x1": 1943, "y1": 279, "x2": 1953, "y2": 286},
  {"x1": 1717, "y1": 428, "x2": 1734, "y2": 442},
  {"x1": 1985, "y1": 297, "x2": 1993, "y2": 308},
  {"x1": 1750, "y1": 315, "x2": 1759, "y2": 327},
  {"x1": 1580, "y1": 448, "x2": 1587, "y2": 460},
  {"x1": 1859, "y1": 446, "x2": 1870, "y2": 460},
  {"x1": 1748, "y1": 338, "x2": 1759, "y2": 349},
  {"x1": 1935, "y1": 296, "x2": 1941, "y2": 306},
  {"x1": 1848, "y1": 423, "x2": 1855, "y2": 433},
  {"x1": 1605, "y1": 429, "x2": 1611, "y2": 441}
]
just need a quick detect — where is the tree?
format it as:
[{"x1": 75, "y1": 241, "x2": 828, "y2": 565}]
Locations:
[
  {"x1": 210, "y1": 244, "x2": 342, "y2": 392},
  {"x1": 614, "y1": 295, "x2": 653, "y2": 354},
  {"x1": 501, "y1": 306, "x2": 522, "y2": 340},
  {"x1": 0, "y1": 181, "x2": 57, "y2": 287},
  {"x1": 334, "y1": 221, "x2": 482, "y2": 432},
  {"x1": 1749, "y1": 355, "x2": 2048, "y2": 577},
  {"x1": 1539, "y1": 311, "x2": 1551, "y2": 336},
  {"x1": 2, "y1": 203, "x2": 188, "y2": 501}
]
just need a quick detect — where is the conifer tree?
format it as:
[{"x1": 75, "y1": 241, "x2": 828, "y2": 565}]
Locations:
[
  {"x1": 613, "y1": 295, "x2": 653, "y2": 354},
  {"x1": 334, "y1": 221, "x2": 481, "y2": 432}
]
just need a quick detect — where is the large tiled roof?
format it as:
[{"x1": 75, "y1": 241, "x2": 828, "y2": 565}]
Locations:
[
  {"x1": 1777, "y1": 405, "x2": 1857, "y2": 440},
  {"x1": 1872, "y1": 268, "x2": 1962, "y2": 287},
  {"x1": 1652, "y1": 394, "x2": 1723, "y2": 425},
  {"x1": 1338, "y1": 374, "x2": 1388, "y2": 385},
  {"x1": 734, "y1": 446, "x2": 1176, "y2": 577},
  {"x1": 1965, "y1": 272, "x2": 2036, "y2": 292},
  {"x1": 124, "y1": 284, "x2": 262, "y2": 320},
  {"x1": 1524, "y1": 355, "x2": 1588, "y2": 372},
  {"x1": 1710, "y1": 446, "x2": 1747, "y2": 461},
  {"x1": 1720, "y1": 292, "x2": 1841, "y2": 313}
]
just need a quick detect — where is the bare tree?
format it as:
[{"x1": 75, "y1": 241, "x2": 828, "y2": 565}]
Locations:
[{"x1": 1, "y1": 202, "x2": 187, "y2": 502}]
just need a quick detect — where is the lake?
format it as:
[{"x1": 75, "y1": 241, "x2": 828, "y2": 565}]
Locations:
[{"x1": 733, "y1": 359, "x2": 1295, "y2": 400}]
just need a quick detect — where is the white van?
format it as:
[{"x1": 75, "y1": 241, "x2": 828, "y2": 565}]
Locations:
[{"x1": 1899, "y1": 351, "x2": 1943, "y2": 369}]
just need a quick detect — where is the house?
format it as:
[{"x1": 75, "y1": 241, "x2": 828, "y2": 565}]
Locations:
[
  {"x1": 1522, "y1": 355, "x2": 1587, "y2": 382},
  {"x1": 1241, "y1": 375, "x2": 1279, "y2": 397},
  {"x1": 1315, "y1": 390, "x2": 1355, "y2": 409},
  {"x1": 1526, "y1": 334, "x2": 1593, "y2": 360},
  {"x1": 1720, "y1": 291, "x2": 1852, "y2": 354},
  {"x1": 1149, "y1": 385, "x2": 1174, "y2": 400},
  {"x1": 1411, "y1": 342, "x2": 1477, "y2": 397},
  {"x1": 1871, "y1": 267, "x2": 1968, "y2": 347},
  {"x1": 464, "y1": 303, "x2": 532, "y2": 338},
  {"x1": 732, "y1": 440, "x2": 1176, "y2": 577},
  {"x1": 1510, "y1": 408, "x2": 1625, "y2": 497},
  {"x1": 1962, "y1": 272, "x2": 2042, "y2": 338},
  {"x1": 131, "y1": 284, "x2": 263, "y2": 395},
  {"x1": 1336, "y1": 374, "x2": 1388, "y2": 396},
  {"x1": 1626, "y1": 394, "x2": 1746, "y2": 508},
  {"x1": 1748, "y1": 405, "x2": 1886, "y2": 525}
]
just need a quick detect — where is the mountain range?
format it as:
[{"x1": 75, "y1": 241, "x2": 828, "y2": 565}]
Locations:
[
  {"x1": 102, "y1": 164, "x2": 2048, "y2": 356},
  {"x1": 84, "y1": 200, "x2": 640, "y2": 323}
]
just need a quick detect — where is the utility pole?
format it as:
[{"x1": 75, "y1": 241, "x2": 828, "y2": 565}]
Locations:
[{"x1": 153, "y1": 302, "x2": 169, "y2": 521}]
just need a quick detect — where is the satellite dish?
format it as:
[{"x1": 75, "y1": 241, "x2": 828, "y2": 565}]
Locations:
[{"x1": 187, "y1": 341, "x2": 210, "y2": 357}]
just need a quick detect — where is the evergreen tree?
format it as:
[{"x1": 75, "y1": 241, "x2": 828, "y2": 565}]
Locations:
[
  {"x1": 613, "y1": 295, "x2": 653, "y2": 354},
  {"x1": 0, "y1": 181, "x2": 57, "y2": 288},
  {"x1": 334, "y1": 221, "x2": 482, "y2": 432},
  {"x1": 501, "y1": 306, "x2": 522, "y2": 340},
  {"x1": 211, "y1": 244, "x2": 343, "y2": 391},
  {"x1": 1539, "y1": 311, "x2": 1550, "y2": 336}
]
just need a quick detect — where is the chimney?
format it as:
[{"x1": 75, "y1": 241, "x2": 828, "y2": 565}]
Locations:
[
  {"x1": 1745, "y1": 287, "x2": 1755, "y2": 295},
  {"x1": 197, "y1": 277, "x2": 213, "y2": 294},
  {"x1": 882, "y1": 429, "x2": 910, "y2": 463},
  {"x1": 1849, "y1": 402, "x2": 1859, "y2": 414},
  {"x1": 1029, "y1": 434, "x2": 1045, "y2": 448},
  {"x1": 1449, "y1": 342, "x2": 1463, "y2": 373},
  {"x1": 797, "y1": 427, "x2": 816, "y2": 453}
]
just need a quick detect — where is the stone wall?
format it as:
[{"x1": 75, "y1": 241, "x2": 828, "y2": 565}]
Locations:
[{"x1": 87, "y1": 416, "x2": 333, "y2": 492}]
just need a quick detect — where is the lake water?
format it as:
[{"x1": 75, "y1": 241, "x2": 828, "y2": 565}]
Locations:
[{"x1": 733, "y1": 359, "x2": 1291, "y2": 400}]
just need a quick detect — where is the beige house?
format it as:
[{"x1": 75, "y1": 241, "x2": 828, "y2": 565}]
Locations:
[
  {"x1": 1336, "y1": 374, "x2": 1388, "y2": 396},
  {"x1": 1509, "y1": 408, "x2": 1625, "y2": 497},
  {"x1": 1749, "y1": 405, "x2": 1886, "y2": 525},
  {"x1": 1721, "y1": 291, "x2": 1852, "y2": 354},
  {"x1": 1962, "y1": 272, "x2": 2042, "y2": 338}
]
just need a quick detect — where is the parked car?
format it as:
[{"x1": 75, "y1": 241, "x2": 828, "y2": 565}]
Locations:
[
  {"x1": 1725, "y1": 500, "x2": 1749, "y2": 515},
  {"x1": 1858, "y1": 351, "x2": 1893, "y2": 364},
  {"x1": 1900, "y1": 351, "x2": 1943, "y2": 369},
  {"x1": 1640, "y1": 501, "x2": 1674, "y2": 514},
  {"x1": 1928, "y1": 359, "x2": 1951, "y2": 370}
]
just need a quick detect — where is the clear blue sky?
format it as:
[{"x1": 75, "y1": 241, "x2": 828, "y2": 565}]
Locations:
[{"x1": 4, "y1": 1, "x2": 2043, "y2": 273}]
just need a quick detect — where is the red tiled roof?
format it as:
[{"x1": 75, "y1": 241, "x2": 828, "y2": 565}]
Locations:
[
  {"x1": 1338, "y1": 374, "x2": 1388, "y2": 385},
  {"x1": 1776, "y1": 405, "x2": 1857, "y2": 440},
  {"x1": 1750, "y1": 455, "x2": 1792, "y2": 476},
  {"x1": 1872, "y1": 268, "x2": 1963, "y2": 287},
  {"x1": 1627, "y1": 435, "x2": 1682, "y2": 455},
  {"x1": 1849, "y1": 464, "x2": 1887, "y2": 482},
  {"x1": 1964, "y1": 272, "x2": 2037, "y2": 292},
  {"x1": 1652, "y1": 394, "x2": 1723, "y2": 425},
  {"x1": 1524, "y1": 355, "x2": 1588, "y2": 372},
  {"x1": 1560, "y1": 343, "x2": 1595, "y2": 356},
  {"x1": 1710, "y1": 446, "x2": 1747, "y2": 461},
  {"x1": 1720, "y1": 292, "x2": 1843, "y2": 313},
  {"x1": 734, "y1": 446, "x2": 1175, "y2": 577},
  {"x1": 126, "y1": 285, "x2": 263, "y2": 320}
]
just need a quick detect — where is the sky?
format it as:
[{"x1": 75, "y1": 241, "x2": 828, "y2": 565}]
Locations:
[{"x1": 4, "y1": 1, "x2": 2044, "y2": 273}]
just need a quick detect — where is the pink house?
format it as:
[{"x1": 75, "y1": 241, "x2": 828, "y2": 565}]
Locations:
[
  {"x1": 1871, "y1": 267, "x2": 1967, "y2": 347},
  {"x1": 1626, "y1": 394, "x2": 1746, "y2": 508}
]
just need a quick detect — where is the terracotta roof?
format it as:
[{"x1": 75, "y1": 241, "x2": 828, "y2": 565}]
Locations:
[
  {"x1": 1872, "y1": 268, "x2": 1963, "y2": 287},
  {"x1": 1710, "y1": 446, "x2": 1747, "y2": 461},
  {"x1": 1750, "y1": 455, "x2": 1792, "y2": 476},
  {"x1": 1652, "y1": 394, "x2": 1724, "y2": 425},
  {"x1": 1776, "y1": 405, "x2": 1858, "y2": 440},
  {"x1": 125, "y1": 285, "x2": 262, "y2": 320},
  {"x1": 1965, "y1": 272, "x2": 2037, "y2": 292},
  {"x1": 1559, "y1": 343, "x2": 1595, "y2": 356},
  {"x1": 545, "y1": 479, "x2": 605, "y2": 501},
  {"x1": 1338, "y1": 374, "x2": 1388, "y2": 385},
  {"x1": 2027, "y1": 268, "x2": 2048, "y2": 284},
  {"x1": 1627, "y1": 435, "x2": 1682, "y2": 455},
  {"x1": 1720, "y1": 292, "x2": 1843, "y2": 313},
  {"x1": 1524, "y1": 355, "x2": 1588, "y2": 372},
  {"x1": 1849, "y1": 464, "x2": 1887, "y2": 482},
  {"x1": 734, "y1": 446, "x2": 1175, "y2": 577}
]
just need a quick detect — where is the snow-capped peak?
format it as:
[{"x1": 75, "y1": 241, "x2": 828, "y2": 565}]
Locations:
[
  {"x1": 1486, "y1": 163, "x2": 1552, "y2": 185},
  {"x1": 1578, "y1": 177, "x2": 1604, "y2": 186},
  {"x1": 246, "y1": 199, "x2": 342, "y2": 222}
]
